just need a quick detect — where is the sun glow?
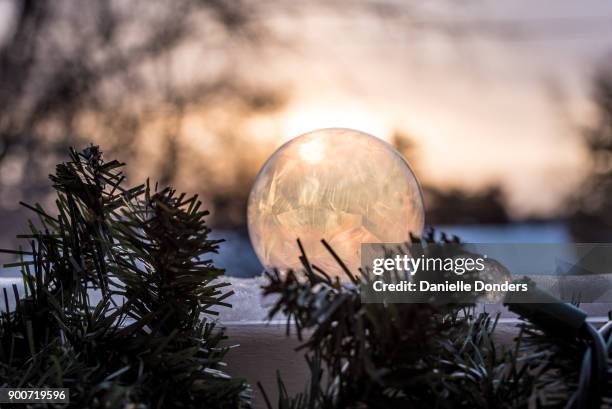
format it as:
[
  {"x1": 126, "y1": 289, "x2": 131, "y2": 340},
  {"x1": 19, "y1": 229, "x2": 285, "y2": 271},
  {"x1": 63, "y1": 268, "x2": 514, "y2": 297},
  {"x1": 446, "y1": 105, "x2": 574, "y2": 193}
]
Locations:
[{"x1": 282, "y1": 102, "x2": 392, "y2": 142}]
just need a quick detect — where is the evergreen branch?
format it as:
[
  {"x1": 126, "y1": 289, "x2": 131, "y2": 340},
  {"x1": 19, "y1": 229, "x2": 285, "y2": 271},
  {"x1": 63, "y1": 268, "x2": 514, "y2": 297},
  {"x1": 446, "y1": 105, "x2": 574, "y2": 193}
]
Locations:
[
  {"x1": 261, "y1": 233, "x2": 605, "y2": 409},
  {"x1": 0, "y1": 146, "x2": 249, "y2": 408}
]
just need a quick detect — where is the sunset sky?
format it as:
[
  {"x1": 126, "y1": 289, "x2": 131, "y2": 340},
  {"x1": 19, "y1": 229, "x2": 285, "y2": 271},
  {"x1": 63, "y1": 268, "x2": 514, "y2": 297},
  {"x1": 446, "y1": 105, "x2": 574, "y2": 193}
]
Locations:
[
  {"x1": 253, "y1": 1, "x2": 612, "y2": 217},
  {"x1": 2, "y1": 0, "x2": 612, "y2": 219}
]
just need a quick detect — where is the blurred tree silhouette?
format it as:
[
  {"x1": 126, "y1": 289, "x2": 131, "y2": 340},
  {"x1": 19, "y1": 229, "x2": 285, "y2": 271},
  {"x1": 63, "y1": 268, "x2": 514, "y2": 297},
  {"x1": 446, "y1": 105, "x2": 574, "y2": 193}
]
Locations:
[
  {"x1": 570, "y1": 69, "x2": 612, "y2": 241},
  {"x1": 0, "y1": 0, "x2": 281, "y2": 241},
  {"x1": 392, "y1": 132, "x2": 510, "y2": 225}
]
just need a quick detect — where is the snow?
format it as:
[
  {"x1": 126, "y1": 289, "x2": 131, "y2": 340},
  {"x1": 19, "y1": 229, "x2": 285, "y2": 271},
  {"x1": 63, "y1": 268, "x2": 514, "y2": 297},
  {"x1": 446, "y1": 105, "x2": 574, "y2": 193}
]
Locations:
[{"x1": 0, "y1": 275, "x2": 274, "y2": 323}]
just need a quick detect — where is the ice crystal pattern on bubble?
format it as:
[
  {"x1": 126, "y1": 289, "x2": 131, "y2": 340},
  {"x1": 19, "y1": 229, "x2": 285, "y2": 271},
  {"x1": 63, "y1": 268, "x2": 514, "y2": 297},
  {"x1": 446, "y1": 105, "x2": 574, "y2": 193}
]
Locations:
[{"x1": 248, "y1": 128, "x2": 425, "y2": 274}]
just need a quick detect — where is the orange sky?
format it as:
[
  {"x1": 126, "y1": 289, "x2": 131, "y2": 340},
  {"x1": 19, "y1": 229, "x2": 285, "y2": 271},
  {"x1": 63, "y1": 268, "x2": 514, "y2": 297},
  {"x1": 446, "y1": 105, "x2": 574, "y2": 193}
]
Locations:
[
  {"x1": 2, "y1": 1, "x2": 612, "y2": 218},
  {"x1": 239, "y1": 1, "x2": 612, "y2": 217}
]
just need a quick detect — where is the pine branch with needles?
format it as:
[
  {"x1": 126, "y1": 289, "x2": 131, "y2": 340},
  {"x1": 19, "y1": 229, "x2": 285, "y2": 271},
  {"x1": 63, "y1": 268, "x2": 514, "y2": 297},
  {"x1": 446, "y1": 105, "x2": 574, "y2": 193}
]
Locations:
[{"x1": 0, "y1": 146, "x2": 250, "y2": 408}]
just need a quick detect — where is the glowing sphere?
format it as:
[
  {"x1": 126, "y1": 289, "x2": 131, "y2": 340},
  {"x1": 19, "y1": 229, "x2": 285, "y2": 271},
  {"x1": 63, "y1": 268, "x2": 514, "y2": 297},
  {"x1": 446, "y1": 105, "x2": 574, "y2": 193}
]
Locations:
[{"x1": 247, "y1": 128, "x2": 425, "y2": 275}]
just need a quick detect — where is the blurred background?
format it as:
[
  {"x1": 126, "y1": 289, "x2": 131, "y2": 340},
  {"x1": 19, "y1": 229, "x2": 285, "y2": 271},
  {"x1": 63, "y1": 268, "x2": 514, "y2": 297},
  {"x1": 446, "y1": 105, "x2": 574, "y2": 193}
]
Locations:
[{"x1": 1, "y1": 0, "x2": 612, "y2": 276}]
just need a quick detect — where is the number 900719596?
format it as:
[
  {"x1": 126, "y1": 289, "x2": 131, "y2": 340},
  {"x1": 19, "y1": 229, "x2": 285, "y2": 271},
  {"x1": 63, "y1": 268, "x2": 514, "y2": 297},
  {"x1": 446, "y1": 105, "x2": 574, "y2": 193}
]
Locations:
[{"x1": 0, "y1": 388, "x2": 69, "y2": 403}]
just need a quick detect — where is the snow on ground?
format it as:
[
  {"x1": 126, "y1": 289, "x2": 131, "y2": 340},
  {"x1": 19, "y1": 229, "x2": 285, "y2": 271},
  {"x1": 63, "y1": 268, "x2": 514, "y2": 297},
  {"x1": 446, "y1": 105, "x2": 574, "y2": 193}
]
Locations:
[
  {"x1": 0, "y1": 275, "x2": 274, "y2": 323},
  {"x1": 215, "y1": 275, "x2": 276, "y2": 322}
]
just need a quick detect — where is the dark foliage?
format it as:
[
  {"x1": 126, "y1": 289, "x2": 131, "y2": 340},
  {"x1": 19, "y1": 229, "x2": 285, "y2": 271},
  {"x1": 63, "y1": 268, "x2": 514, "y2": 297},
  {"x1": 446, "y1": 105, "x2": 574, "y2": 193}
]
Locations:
[
  {"x1": 570, "y1": 70, "x2": 612, "y2": 241},
  {"x1": 259, "y1": 232, "x2": 611, "y2": 409},
  {"x1": 423, "y1": 186, "x2": 510, "y2": 225},
  {"x1": 0, "y1": 146, "x2": 249, "y2": 408}
]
